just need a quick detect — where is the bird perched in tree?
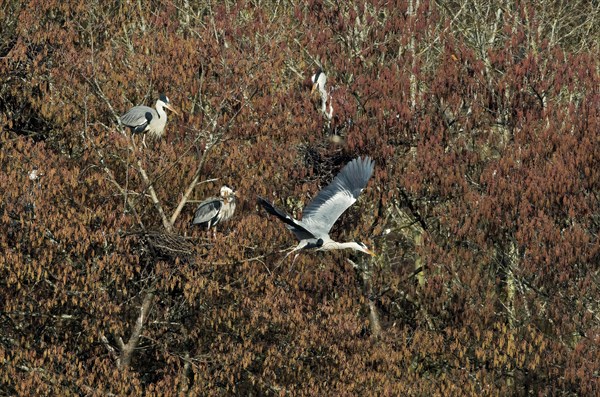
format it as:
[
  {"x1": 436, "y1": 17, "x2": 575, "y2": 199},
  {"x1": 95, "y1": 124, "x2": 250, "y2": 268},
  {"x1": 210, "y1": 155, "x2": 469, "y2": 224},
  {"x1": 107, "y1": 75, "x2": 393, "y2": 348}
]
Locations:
[
  {"x1": 120, "y1": 93, "x2": 179, "y2": 146},
  {"x1": 258, "y1": 156, "x2": 376, "y2": 260},
  {"x1": 192, "y1": 186, "x2": 238, "y2": 229},
  {"x1": 310, "y1": 68, "x2": 333, "y2": 120},
  {"x1": 311, "y1": 68, "x2": 327, "y2": 97}
]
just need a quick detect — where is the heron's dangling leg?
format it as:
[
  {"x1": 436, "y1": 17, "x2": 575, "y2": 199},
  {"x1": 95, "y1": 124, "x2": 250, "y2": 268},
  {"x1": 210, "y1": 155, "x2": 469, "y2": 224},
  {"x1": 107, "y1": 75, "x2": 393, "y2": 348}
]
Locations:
[
  {"x1": 274, "y1": 244, "x2": 302, "y2": 270},
  {"x1": 282, "y1": 247, "x2": 299, "y2": 261},
  {"x1": 289, "y1": 252, "x2": 302, "y2": 271},
  {"x1": 279, "y1": 241, "x2": 305, "y2": 258},
  {"x1": 287, "y1": 244, "x2": 309, "y2": 271},
  {"x1": 278, "y1": 246, "x2": 294, "y2": 254}
]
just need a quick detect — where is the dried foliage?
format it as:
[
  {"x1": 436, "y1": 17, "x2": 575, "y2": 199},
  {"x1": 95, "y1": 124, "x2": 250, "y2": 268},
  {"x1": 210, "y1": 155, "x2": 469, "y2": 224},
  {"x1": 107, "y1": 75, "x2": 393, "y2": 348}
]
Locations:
[{"x1": 1, "y1": 0, "x2": 600, "y2": 395}]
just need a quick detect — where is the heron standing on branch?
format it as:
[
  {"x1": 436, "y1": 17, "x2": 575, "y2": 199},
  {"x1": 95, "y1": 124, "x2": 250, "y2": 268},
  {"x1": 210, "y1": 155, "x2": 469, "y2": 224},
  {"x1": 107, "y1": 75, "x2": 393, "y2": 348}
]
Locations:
[
  {"x1": 192, "y1": 186, "x2": 238, "y2": 229},
  {"x1": 258, "y1": 156, "x2": 376, "y2": 259},
  {"x1": 311, "y1": 69, "x2": 334, "y2": 120},
  {"x1": 121, "y1": 93, "x2": 179, "y2": 146}
]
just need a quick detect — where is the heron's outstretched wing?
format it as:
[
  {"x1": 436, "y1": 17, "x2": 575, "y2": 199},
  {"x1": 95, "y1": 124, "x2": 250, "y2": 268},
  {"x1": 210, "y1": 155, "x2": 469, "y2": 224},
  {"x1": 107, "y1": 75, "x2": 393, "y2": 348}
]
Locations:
[
  {"x1": 121, "y1": 105, "x2": 155, "y2": 129},
  {"x1": 192, "y1": 198, "x2": 222, "y2": 226},
  {"x1": 302, "y1": 156, "x2": 374, "y2": 234},
  {"x1": 257, "y1": 197, "x2": 316, "y2": 241}
]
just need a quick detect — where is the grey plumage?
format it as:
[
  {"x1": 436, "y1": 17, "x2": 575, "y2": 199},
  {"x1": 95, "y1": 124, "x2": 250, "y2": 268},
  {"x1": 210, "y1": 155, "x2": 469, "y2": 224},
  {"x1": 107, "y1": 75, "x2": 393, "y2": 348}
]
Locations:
[
  {"x1": 121, "y1": 93, "x2": 178, "y2": 139},
  {"x1": 192, "y1": 186, "x2": 237, "y2": 229},
  {"x1": 128, "y1": 112, "x2": 153, "y2": 134},
  {"x1": 258, "y1": 156, "x2": 376, "y2": 257}
]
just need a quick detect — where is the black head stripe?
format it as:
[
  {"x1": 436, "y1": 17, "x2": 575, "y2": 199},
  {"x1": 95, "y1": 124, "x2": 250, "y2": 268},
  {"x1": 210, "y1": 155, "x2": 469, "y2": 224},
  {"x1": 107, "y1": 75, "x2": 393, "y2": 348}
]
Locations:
[{"x1": 314, "y1": 69, "x2": 322, "y2": 82}]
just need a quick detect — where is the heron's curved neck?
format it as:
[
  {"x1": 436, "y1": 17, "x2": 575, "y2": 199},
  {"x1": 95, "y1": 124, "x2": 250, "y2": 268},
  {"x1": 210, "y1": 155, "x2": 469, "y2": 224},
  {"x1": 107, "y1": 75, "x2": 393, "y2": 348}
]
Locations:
[
  {"x1": 155, "y1": 100, "x2": 167, "y2": 119},
  {"x1": 318, "y1": 85, "x2": 328, "y2": 101},
  {"x1": 319, "y1": 241, "x2": 361, "y2": 251}
]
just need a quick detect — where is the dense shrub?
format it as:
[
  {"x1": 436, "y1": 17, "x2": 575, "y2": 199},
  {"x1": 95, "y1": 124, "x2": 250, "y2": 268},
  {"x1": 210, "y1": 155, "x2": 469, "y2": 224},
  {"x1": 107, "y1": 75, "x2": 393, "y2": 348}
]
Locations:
[{"x1": 1, "y1": 1, "x2": 599, "y2": 394}]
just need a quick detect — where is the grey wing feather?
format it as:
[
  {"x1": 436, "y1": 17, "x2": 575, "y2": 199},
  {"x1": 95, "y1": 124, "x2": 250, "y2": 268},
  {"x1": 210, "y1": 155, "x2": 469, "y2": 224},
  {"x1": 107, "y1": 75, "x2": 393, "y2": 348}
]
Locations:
[
  {"x1": 302, "y1": 156, "x2": 374, "y2": 234},
  {"x1": 121, "y1": 105, "x2": 155, "y2": 128},
  {"x1": 130, "y1": 112, "x2": 152, "y2": 134},
  {"x1": 257, "y1": 197, "x2": 317, "y2": 241},
  {"x1": 192, "y1": 198, "x2": 222, "y2": 226}
]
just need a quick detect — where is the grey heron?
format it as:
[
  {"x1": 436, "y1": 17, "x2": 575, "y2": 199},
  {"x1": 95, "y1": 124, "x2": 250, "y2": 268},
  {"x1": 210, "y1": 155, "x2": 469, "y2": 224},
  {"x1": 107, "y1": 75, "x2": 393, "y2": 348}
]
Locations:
[
  {"x1": 258, "y1": 156, "x2": 376, "y2": 258},
  {"x1": 311, "y1": 68, "x2": 333, "y2": 120},
  {"x1": 192, "y1": 186, "x2": 238, "y2": 229},
  {"x1": 120, "y1": 93, "x2": 179, "y2": 144}
]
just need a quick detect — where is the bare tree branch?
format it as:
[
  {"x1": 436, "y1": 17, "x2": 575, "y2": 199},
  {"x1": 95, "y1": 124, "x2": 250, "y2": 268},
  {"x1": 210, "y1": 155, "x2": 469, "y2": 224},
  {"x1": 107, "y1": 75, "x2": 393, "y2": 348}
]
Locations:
[
  {"x1": 117, "y1": 290, "x2": 155, "y2": 369},
  {"x1": 348, "y1": 258, "x2": 382, "y2": 338},
  {"x1": 136, "y1": 160, "x2": 172, "y2": 232},
  {"x1": 168, "y1": 86, "x2": 258, "y2": 226}
]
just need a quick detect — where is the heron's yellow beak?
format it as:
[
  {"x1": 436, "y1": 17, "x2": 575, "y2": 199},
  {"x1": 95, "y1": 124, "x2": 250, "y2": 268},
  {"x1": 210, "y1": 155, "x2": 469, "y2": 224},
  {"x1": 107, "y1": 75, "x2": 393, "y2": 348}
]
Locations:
[
  {"x1": 367, "y1": 249, "x2": 377, "y2": 257},
  {"x1": 165, "y1": 103, "x2": 180, "y2": 116}
]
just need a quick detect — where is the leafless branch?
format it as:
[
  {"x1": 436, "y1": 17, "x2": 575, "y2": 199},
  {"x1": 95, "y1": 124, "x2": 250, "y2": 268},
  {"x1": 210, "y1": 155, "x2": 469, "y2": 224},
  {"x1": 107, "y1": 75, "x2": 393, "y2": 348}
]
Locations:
[
  {"x1": 117, "y1": 290, "x2": 155, "y2": 369},
  {"x1": 348, "y1": 258, "x2": 382, "y2": 338},
  {"x1": 136, "y1": 160, "x2": 172, "y2": 232},
  {"x1": 168, "y1": 86, "x2": 258, "y2": 226}
]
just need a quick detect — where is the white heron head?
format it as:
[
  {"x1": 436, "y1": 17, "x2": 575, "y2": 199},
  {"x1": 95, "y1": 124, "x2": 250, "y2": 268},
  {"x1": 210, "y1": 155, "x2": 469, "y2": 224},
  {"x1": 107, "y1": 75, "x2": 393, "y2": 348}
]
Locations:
[
  {"x1": 220, "y1": 186, "x2": 236, "y2": 201},
  {"x1": 356, "y1": 241, "x2": 376, "y2": 256},
  {"x1": 157, "y1": 93, "x2": 179, "y2": 115}
]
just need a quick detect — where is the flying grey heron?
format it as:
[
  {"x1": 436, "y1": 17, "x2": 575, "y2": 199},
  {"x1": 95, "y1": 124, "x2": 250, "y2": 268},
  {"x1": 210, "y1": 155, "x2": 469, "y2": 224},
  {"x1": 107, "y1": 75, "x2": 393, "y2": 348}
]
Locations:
[
  {"x1": 258, "y1": 156, "x2": 376, "y2": 259},
  {"x1": 192, "y1": 186, "x2": 238, "y2": 229},
  {"x1": 311, "y1": 68, "x2": 333, "y2": 120},
  {"x1": 120, "y1": 93, "x2": 179, "y2": 145}
]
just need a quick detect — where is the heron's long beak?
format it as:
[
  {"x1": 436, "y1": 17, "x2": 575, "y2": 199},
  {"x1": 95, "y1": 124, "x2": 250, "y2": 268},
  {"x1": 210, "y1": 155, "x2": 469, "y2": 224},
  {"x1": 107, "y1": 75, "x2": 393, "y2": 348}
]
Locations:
[
  {"x1": 165, "y1": 103, "x2": 180, "y2": 116},
  {"x1": 366, "y1": 248, "x2": 377, "y2": 257}
]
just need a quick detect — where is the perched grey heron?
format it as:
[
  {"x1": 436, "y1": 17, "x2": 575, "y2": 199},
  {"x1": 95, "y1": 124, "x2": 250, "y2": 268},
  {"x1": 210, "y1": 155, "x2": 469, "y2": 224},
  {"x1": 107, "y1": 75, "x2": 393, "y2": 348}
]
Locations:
[
  {"x1": 258, "y1": 156, "x2": 376, "y2": 259},
  {"x1": 120, "y1": 93, "x2": 179, "y2": 144},
  {"x1": 311, "y1": 68, "x2": 333, "y2": 120},
  {"x1": 192, "y1": 186, "x2": 238, "y2": 229}
]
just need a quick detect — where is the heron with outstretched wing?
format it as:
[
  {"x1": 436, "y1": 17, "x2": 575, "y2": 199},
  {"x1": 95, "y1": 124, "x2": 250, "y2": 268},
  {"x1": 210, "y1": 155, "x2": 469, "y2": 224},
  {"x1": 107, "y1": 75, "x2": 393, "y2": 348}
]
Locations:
[{"x1": 258, "y1": 156, "x2": 376, "y2": 259}]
